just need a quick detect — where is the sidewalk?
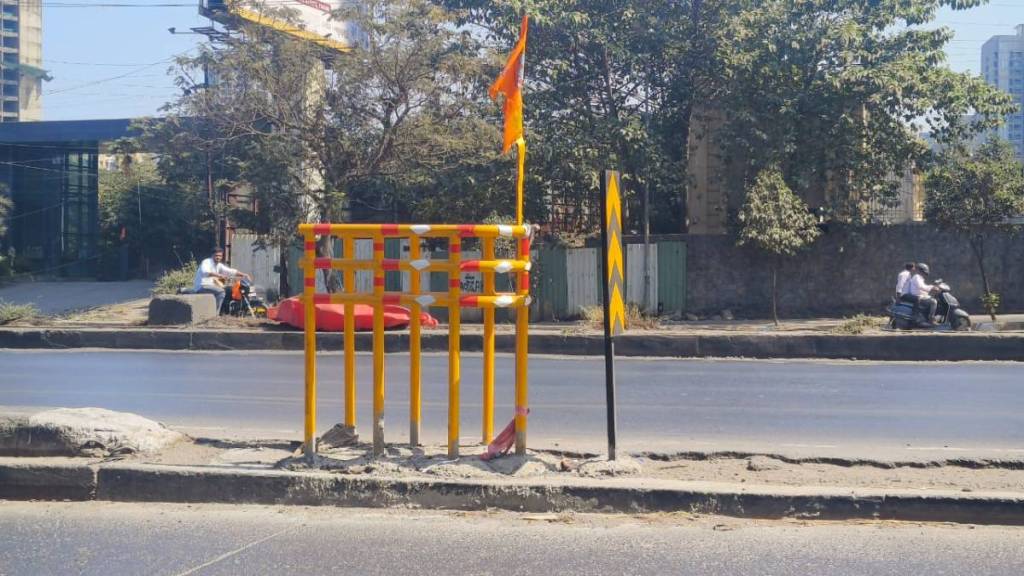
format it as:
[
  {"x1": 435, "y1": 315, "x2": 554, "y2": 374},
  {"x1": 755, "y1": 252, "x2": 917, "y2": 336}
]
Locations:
[
  {"x1": 3, "y1": 292, "x2": 1023, "y2": 361},
  {"x1": 0, "y1": 280, "x2": 152, "y2": 317}
]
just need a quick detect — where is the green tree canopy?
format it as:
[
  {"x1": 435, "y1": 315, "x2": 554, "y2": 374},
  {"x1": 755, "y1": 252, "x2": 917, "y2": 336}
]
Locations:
[
  {"x1": 718, "y1": 0, "x2": 1017, "y2": 223},
  {"x1": 440, "y1": 0, "x2": 1016, "y2": 233},
  {"x1": 153, "y1": 0, "x2": 512, "y2": 250},
  {"x1": 924, "y1": 138, "x2": 1024, "y2": 319},
  {"x1": 0, "y1": 192, "x2": 10, "y2": 239},
  {"x1": 97, "y1": 149, "x2": 211, "y2": 275}
]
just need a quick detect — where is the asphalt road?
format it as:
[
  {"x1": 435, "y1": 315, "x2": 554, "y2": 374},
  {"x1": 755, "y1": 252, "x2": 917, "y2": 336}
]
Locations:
[
  {"x1": 2, "y1": 350, "x2": 1022, "y2": 456},
  {"x1": 2, "y1": 502, "x2": 1023, "y2": 576}
]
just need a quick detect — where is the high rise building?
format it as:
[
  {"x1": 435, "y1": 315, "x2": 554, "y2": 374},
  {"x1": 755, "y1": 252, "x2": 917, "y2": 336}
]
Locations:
[
  {"x1": 982, "y1": 24, "x2": 1024, "y2": 159},
  {"x1": 0, "y1": 0, "x2": 45, "y2": 122}
]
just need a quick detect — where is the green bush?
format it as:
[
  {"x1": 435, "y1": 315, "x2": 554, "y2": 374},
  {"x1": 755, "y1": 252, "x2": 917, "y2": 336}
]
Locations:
[
  {"x1": 152, "y1": 261, "x2": 198, "y2": 295},
  {"x1": 981, "y1": 292, "x2": 1001, "y2": 321},
  {"x1": 0, "y1": 300, "x2": 39, "y2": 325}
]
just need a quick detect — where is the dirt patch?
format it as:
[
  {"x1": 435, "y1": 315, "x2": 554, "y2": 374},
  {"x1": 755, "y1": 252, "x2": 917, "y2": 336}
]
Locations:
[
  {"x1": 196, "y1": 315, "x2": 277, "y2": 330},
  {"x1": 50, "y1": 298, "x2": 149, "y2": 327},
  {"x1": 114, "y1": 434, "x2": 1024, "y2": 494},
  {"x1": 643, "y1": 457, "x2": 1024, "y2": 492},
  {"x1": 280, "y1": 443, "x2": 564, "y2": 481}
]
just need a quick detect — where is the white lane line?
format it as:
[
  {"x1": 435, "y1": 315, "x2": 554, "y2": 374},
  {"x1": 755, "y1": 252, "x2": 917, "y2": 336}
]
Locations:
[
  {"x1": 904, "y1": 446, "x2": 1024, "y2": 453},
  {"x1": 172, "y1": 527, "x2": 291, "y2": 576}
]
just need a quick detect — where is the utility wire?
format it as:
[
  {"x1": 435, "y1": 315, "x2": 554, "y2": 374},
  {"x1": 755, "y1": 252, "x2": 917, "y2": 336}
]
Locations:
[
  {"x1": 43, "y1": 53, "x2": 191, "y2": 96},
  {"x1": 3, "y1": 201, "x2": 66, "y2": 222}
]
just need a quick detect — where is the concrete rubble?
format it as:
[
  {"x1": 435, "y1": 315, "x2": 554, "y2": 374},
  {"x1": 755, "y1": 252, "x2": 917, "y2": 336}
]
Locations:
[{"x1": 0, "y1": 407, "x2": 186, "y2": 457}]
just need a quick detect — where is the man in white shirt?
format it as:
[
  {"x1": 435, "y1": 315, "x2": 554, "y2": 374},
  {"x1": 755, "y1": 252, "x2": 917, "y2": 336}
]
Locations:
[
  {"x1": 906, "y1": 262, "x2": 937, "y2": 324},
  {"x1": 193, "y1": 247, "x2": 250, "y2": 313},
  {"x1": 895, "y1": 262, "x2": 915, "y2": 302}
]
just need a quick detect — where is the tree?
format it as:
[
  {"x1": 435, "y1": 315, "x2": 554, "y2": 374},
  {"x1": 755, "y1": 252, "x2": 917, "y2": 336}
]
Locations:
[
  {"x1": 98, "y1": 148, "x2": 211, "y2": 277},
  {"x1": 716, "y1": 0, "x2": 1017, "y2": 222},
  {"x1": 924, "y1": 139, "x2": 1024, "y2": 321},
  {"x1": 152, "y1": 0, "x2": 510, "y2": 292},
  {"x1": 0, "y1": 192, "x2": 10, "y2": 239},
  {"x1": 737, "y1": 168, "x2": 821, "y2": 325},
  {"x1": 440, "y1": 0, "x2": 733, "y2": 235},
  {"x1": 441, "y1": 0, "x2": 1016, "y2": 235}
]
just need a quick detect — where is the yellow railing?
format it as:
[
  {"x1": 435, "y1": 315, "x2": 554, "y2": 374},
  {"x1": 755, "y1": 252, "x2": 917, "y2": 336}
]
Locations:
[{"x1": 299, "y1": 223, "x2": 533, "y2": 459}]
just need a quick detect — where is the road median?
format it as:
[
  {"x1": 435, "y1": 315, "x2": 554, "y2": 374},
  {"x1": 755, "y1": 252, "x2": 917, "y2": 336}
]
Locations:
[
  {"x1": 3, "y1": 458, "x2": 1023, "y2": 525},
  {"x1": 2, "y1": 326, "x2": 1022, "y2": 361}
]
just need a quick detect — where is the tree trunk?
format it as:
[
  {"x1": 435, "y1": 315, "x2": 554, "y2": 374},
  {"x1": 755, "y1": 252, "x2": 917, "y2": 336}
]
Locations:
[
  {"x1": 677, "y1": 0, "x2": 703, "y2": 233},
  {"x1": 771, "y1": 262, "x2": 779, "y2": 327},
  {"x1": 969, "y1": 234, "x2": 996, "y2": 321},
  {"x1": 679, "y1": 102, "x2": 694, "y2": 233},
  {"x1": 318, "y1": 235, "x2": 343, "y2": 293},
  {"x1": 278, "y1": 240, "x2": 290, "y2": 299}
]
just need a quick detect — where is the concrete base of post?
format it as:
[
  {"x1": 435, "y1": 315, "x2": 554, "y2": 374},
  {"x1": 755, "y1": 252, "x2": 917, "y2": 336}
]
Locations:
[
  {"x1": 373, "y1": 421, "x2": 384, "y2": 457},
  {"x1": 304, "y1": 439, "x2": 316, "y2": 465}
]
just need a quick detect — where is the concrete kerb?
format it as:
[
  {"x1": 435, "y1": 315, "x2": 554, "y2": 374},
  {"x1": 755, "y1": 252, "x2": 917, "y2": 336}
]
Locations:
[
  {"x1": 0, "y1": 460, "x2": 1020, "y2": 525},
  {"x1": 1, "y1": 327, "x2": 1023, "y2": 361},
  {"x1": 0, "y1": 459, "x2": 97, "y2": 501}
]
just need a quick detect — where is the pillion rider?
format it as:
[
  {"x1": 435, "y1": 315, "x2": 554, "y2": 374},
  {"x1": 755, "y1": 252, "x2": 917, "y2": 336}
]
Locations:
[{"x1": 905, "y1": 262, "x2": 939, "y2": 325}]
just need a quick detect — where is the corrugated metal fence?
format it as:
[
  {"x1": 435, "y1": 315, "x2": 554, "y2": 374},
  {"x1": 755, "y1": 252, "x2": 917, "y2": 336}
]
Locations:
[
  {"x1": 231, "y1": 233, "x2": 280, "y2": 295},
  {"x1": 530, "y1": 240, "x2": 686, "y2": 320},
  {"x1": 238, "y1": 233, "x2": 687, "y2": 321}
]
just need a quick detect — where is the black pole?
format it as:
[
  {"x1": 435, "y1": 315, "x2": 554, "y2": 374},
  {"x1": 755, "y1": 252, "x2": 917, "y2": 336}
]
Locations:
[{"x1": 600, "y1": 171, "x2": 618, "y2": 461}]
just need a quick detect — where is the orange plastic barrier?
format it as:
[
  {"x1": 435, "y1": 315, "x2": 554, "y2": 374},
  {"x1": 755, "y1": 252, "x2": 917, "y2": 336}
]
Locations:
[{"x1": 270, "y1": 298, "x2": 438, "y2": 331}]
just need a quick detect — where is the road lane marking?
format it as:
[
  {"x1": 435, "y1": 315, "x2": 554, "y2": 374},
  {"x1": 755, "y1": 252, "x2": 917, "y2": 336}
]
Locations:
[{"x1": 171, "y1": 527, "x2": 291, "y2": 576}]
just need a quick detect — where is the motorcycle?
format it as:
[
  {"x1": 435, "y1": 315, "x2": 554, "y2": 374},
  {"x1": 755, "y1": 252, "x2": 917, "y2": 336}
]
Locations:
[
  {"x1": 889, "y1": 279, "x2": 971, "y2": 331},
  {"x1": 221, "y1": 277, "x2": 269, "y2": 318}
]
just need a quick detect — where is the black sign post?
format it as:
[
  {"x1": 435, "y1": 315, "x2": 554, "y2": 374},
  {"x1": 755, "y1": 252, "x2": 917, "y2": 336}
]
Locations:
[{"x1": 600, "y1": 170, "x2": 625, "y2": 461}]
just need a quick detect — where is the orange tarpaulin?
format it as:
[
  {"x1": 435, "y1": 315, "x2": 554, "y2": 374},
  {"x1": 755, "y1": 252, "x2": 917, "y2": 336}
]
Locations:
[{"x1": 269, "y1": 298, "x2": 439, "y2": 332}]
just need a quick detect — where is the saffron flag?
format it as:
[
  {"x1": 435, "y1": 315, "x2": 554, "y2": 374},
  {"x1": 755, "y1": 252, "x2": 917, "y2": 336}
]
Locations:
[{"x1": 489, "y1": 15, "x2": 528, "y2": 153}]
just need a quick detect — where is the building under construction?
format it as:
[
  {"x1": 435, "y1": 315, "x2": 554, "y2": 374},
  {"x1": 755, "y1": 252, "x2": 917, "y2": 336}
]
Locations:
[{"x1": 1, "y1": 0, "x2": 46, "y2": 122}]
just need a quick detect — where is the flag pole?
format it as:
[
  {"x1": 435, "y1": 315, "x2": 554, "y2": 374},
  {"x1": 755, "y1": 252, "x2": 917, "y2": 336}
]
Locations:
[{"x1": 516, "y1": 139, "x2": 526, "y2": 225}]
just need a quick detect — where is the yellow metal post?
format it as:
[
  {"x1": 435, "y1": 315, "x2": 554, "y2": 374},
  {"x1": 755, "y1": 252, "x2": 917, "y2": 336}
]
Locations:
[
  {"x1": 343, "y1": 236, "x2": 356, "y2": 429},
  {"x1": 409, "y1": 237, "x2": 422, "y2": 446},
  {"x1": 482, "y1": 236, "x2": 496, "y2": 444},
  {"x1": 515, "y1": 234, "x2": 530, "y2": 455},
  {"x1": 303, "y1": 231, "x2": 318, "y2": 461},
  {"x1": 372, "y1": 235, "x2": 386, "y2": 457},
  {"x1": 515, "y1": 140, "x2": 526, "y2": 226},
  {"x1": 448, "y1": 235, "x2": 462, "y2": 458},
  {"x1": 294, "y1": 222, "x2": 532, "y2": 459}
]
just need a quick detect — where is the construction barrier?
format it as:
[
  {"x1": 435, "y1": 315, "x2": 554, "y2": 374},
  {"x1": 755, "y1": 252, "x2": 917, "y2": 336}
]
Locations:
[{"x1": 299, "y1": 223, "x2": 533, "y2": 459}]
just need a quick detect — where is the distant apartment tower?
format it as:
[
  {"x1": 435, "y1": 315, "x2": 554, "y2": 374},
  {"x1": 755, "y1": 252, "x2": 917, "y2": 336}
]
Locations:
[
  {"x1": 0, "y1": 0, "x2": 44, "y2": 122},
  {"x1": 982, "y1": 24, "x2": 1024, "y2": 158}
]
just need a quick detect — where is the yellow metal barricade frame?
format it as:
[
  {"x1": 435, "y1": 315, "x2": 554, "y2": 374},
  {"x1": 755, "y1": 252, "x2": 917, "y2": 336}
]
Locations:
[{"x1": 299, "y1": 223, "x2": 533, "y2": 460}]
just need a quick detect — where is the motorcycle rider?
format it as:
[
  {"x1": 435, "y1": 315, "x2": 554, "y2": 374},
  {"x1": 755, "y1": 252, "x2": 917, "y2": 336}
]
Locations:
[
  {"x1": 895, "y1": 262, "x2": 915, "y2": 302},
  {"x1": 193, "y1": 247, "x2": 251, "y2": 314},
  {"x1": 906, "y1": 262, "x2": 938, "y2": 325}
]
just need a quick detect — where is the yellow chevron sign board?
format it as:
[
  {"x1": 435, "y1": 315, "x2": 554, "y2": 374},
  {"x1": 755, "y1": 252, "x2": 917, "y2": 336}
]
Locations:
[{"x1": 605, "y1": 170, "x2": 626, "y2": 337}]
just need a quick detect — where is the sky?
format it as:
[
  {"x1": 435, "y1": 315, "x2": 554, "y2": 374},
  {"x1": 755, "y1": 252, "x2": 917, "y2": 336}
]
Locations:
[{"x1": 39, "y1": 1, "x2": 1024, "y2": 121}]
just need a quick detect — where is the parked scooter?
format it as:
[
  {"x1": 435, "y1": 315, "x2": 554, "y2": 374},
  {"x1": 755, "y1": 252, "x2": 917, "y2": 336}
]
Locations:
[{"x1": 889, "y1": 279, "x2": 971, "y2": 331}]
